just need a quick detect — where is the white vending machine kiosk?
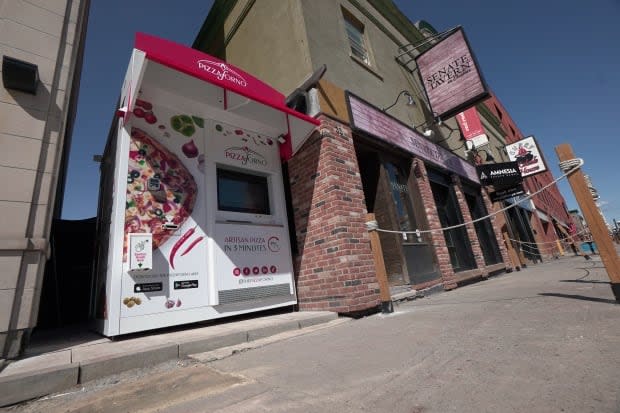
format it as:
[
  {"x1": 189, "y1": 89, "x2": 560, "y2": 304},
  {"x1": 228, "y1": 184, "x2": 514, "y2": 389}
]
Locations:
[{"x1": 93, "y1": 33, "x2": 318, "y2": 336}]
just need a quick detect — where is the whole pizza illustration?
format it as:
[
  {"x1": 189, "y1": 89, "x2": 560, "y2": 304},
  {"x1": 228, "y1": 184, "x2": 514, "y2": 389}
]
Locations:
[{"x1": 124, "y1": 127, "x2": 197, "y2": 260}]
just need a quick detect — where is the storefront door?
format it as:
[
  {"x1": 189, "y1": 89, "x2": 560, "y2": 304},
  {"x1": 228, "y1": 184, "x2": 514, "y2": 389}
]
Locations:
[
  {"x1": 428, "y1": 169, "x2": 477, "y2": 272},
  {"x1": 506, "y1": 205, "x2": 541, "y2": 262},
  {"x1": 355, "y1": 145, "x2": 439, "y2": 286},
  {"x1": 463, "y1": 186, "x2": 502, "y2": 265},
  {"x1": 383, "y1": 160, "x2": 440, "y2": 286}
]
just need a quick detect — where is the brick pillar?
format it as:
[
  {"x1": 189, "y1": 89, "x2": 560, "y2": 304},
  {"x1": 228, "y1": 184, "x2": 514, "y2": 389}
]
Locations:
[
  {"x1": 451, "y1": 175, "x2": 487, "y2": 275},
  {"x1": 412, "y1": 159, "x2": 457, "y2": 290},
  {"x1": 480, "y1": 189, "x2": 513, "y2": 270},
  {"x1": 288, "y1": 116, "x2": 380, "y2": 313},
  {"x1": 530, "y1": 213, "x2": 555, "y2": 259}
]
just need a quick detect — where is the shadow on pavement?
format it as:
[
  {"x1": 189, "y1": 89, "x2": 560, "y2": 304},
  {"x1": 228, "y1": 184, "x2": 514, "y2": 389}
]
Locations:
[{"x1": 539, "y1": 292, "x2": 619, "y2": 305}]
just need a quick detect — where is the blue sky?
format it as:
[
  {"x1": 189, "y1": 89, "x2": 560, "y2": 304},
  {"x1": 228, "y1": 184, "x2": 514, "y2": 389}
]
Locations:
[{"x1": 63, "y1": 1, "x2": 620, "y2": 225}]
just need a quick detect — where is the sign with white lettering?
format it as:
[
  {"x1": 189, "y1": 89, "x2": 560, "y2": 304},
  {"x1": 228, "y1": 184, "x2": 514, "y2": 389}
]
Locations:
[
  {"x1": 456, "y1": 107, "x2": 484, "y2": 140},
  {"x1": 476, "y1": 161, "x2": 522, "y2": 189},
  {"x1": 489, "y1": 184, "x2": 525, "y2": 202},
  {"x1": 415, "y1": 28, "x2": 489, "y2": 120}
]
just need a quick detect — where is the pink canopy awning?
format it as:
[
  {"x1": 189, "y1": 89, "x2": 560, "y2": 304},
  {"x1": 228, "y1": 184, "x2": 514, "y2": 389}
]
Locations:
[{"x1": 122, "y1": 33, "x2": 319, "y2": 160}]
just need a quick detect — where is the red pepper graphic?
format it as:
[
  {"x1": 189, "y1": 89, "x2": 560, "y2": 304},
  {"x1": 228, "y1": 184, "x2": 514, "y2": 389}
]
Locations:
[
  {"x1": 181, "y1": 236, "x2": 204, "y2": 256},
  {"x1": 169, "y1": 226, "x2": 196, "y2": 269}
]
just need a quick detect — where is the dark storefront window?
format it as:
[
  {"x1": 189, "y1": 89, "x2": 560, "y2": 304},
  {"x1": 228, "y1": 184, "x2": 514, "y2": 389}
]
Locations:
[
  {"x1": 428, "y1": 169, "x2": 477, "y2": 272},
  {"x1": 385, "y1": 161, "x2": 416, "y2": 237},
  {"x1": 463, "y1": 185, "x2": 502, "y2": 266},
  {"x1": 505, "y1": 205, "x2": 541, "y2": 262}
]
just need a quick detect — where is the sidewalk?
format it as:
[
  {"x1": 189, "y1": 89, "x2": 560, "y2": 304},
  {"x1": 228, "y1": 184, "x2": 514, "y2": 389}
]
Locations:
[
  {"x1": 2, "y1": 248, "x2": 618, "y2": 409},
  {"x1": 0, "y1": 310, "x2": 338, "y2": 407}
]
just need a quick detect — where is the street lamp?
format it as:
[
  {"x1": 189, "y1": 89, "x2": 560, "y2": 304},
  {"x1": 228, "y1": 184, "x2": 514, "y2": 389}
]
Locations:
[
  {"x1": 477, "y1": 149, "x2": 496, "y2": 163},
  {"x1": 413, "y1": 124, "x2": 434, "y2": 137},
  {"x1": 382, "y1": 90, "x2": 416, "y2": 112}
]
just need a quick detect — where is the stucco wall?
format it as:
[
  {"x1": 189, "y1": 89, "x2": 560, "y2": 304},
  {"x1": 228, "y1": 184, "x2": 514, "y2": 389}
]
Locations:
[
  {"x1": 0, "y1": 0, "x2": 89, "y2": 358},
  {"x1": 301, "y1": 0, "x2": 427, "y2": 128},
  {"x1": 218, "y1": 0, "x2": 313, "y2": 96}
]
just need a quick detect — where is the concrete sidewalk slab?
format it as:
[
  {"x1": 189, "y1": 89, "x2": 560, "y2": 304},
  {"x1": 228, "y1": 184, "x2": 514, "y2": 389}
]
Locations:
[
  {"x1": 0, "y1": 311, "x2": 339, "y2": 407},
  {"x1": 178, "y1": 331, "x2": 248, "y2": 357},
  {"x1": 78, "y1": 343, "x2": 180, "y2": 383},
  {"x1": 0, "y1": 349, "x2": 71, "y2": 376},
  {"x1": 0, "y1": 364, "x2": 79, "y2": 407}
]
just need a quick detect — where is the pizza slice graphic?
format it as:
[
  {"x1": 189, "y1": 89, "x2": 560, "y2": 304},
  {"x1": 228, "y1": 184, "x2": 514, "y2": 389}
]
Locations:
[{"x1": 123, "y1": 127, "x2": 197, "y2": 261}]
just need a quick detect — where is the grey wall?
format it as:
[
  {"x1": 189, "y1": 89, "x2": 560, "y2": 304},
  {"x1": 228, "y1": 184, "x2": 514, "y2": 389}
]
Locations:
[{"x1": 0, "y1": 0, "x2": 90, "y2": 358}]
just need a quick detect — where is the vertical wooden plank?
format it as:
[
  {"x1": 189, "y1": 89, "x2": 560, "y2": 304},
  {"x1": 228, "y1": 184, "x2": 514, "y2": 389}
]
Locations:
[
  {"x1": 366, "y1": 213, "x2": 393, "y2": 313},
  {"x1": 503, "y1": 232, "x2": 523, "y2": 271},
  {"x1": 555, "y1": 144, "x2": 620, "y2": 300}
]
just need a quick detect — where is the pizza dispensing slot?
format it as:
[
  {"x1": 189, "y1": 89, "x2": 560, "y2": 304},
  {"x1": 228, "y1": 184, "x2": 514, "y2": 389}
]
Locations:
[
  {"x1": 162, "y1": 222, "x2": 179, "y2": 230},
  {"x1": 162, "y1": 215, "x2": 179, "y2": 230}
]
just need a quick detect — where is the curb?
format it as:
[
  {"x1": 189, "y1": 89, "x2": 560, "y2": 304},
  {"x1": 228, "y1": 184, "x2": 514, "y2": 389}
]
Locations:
[
  {"x1": 78, "y1": 343, "x2": 179, "y2": 383},
  {"x1": 0, "y1": 364, "x2": 79, "y2": 407},
  {"x1": 392, "y1": 283, "x2": 445, "y2": 303},
  {"x1": 0, "y1": 312, "x2": 339, "y2": 407}
]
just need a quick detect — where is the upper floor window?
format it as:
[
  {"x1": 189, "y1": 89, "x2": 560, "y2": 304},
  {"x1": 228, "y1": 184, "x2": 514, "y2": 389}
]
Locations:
[
  {"x1": 493, "y1": 103, "x2": 503, "y2": 120},
  {"x1": 343, "y1": 9, "x2": 370, "y2": 65}
]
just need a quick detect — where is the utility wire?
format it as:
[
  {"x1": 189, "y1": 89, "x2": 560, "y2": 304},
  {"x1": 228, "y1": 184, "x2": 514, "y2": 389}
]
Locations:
[
  {"x1": 507, "y1": 227, "x2": 590, "y2": 247},
  {"x1": 369, "y1": 158, "x2": 584, "y2": 236}
]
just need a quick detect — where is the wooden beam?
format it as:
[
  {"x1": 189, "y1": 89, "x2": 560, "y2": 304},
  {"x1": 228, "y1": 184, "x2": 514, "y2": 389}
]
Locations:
[
  {"x1": 503, "y1": 232, "x2": 522, "y2": 271},
  {"x1": 555, "y1": 143, "x2": 620, "y2": 300},
  {"x1": 366, "y1": 213, "x2": 393, "y2": 313}
]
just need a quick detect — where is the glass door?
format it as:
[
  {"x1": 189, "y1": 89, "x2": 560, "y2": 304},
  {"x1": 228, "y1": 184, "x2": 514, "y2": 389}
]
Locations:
[
  {"x1": 354, "y1": 143, "x2": 439, "y2": 287},
  {"x1": 428, "y1": 169, "x2": 476, "y2": 272},
  {"x1": 384, "y1": 159, "x2": 440, "y2": 286},
  {"x1": 463, "y1": 186, "x2": 502, "y2": 265}
]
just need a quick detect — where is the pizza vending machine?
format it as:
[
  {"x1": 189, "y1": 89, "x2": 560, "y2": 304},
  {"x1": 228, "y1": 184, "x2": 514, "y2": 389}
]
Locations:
[{"x1": 93, "y1": 33, "x2": 318, "y2": 336}]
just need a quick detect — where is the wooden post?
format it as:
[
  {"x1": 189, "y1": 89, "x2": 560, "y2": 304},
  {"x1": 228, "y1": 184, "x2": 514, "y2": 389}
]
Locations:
[
  {"x1": 366, "y1": 213, "x2": 393, "y2": 313},
  {"x1": 555, "y1": 143, "x2": 620, "y2": 301},
  {"x1": 503, "y1": 232, "x2": 522, "y2": 271}
]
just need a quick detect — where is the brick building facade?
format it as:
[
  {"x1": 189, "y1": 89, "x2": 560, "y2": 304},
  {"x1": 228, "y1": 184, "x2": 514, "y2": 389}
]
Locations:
[
  {"x1": 194, "y1": 0, "x2": 516, "y2": 313},
  {"x1": 281, "y1": 84, "x2": 512, "y2": 312},
  {"x1": 485, "y1": 93, "x2": 574, "y2": 259},
  {"x1": 289, "y1": 116, "x2": 380, "y2": 312}
]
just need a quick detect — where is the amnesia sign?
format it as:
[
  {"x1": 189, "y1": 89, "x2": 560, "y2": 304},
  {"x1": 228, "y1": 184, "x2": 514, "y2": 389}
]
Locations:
[{"x1": 476, "y1": 161, "x2": 522, "y2": 189}]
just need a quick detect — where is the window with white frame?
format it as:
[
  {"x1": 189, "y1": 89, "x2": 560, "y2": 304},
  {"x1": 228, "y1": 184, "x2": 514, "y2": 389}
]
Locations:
[{"x1": 343, "y1": 9, "x2": 370, "y2": 65}]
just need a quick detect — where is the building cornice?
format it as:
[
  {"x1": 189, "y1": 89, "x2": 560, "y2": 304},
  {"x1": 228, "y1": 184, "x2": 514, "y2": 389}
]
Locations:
[{"x1": 192, "y1": 0, "x2": 239, "y2": 54}]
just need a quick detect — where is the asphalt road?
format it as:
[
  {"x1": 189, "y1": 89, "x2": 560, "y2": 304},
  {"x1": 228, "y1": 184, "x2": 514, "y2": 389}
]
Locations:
[{"x1": 6, "y1": 254, "x2": 620, "y2": 413}]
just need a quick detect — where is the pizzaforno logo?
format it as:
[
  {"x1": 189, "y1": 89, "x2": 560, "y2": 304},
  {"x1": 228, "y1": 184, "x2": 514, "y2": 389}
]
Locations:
[
  {"x1": 224, "y1": 146, "x2": 267, "y2": 166},
  {"x1": 197, "y1": 60, "x2": 247, "y2": 87}
]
